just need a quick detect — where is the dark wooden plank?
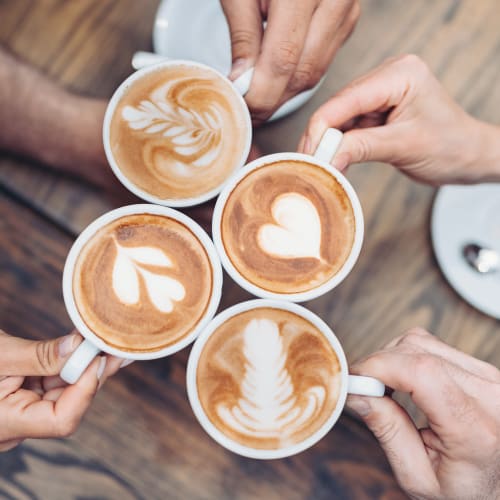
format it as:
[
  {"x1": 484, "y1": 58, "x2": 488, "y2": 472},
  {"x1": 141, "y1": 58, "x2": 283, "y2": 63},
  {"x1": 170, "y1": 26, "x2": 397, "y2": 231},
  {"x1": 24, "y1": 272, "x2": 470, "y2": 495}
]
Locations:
[
  {"x1": 0, "y1": 0, "x2": 159, "y2": 236},
  {"x1": 0, "y1": 192, "x2": 405, "y2": 498},
  {"x1": 1, "y1": 0, "x2": 500, "y2": 494}
]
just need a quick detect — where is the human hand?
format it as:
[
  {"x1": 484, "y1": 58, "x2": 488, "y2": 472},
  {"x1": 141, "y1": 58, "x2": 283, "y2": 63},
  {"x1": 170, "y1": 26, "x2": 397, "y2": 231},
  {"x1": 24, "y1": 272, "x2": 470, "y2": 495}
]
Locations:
[
  {"x1": 221, "y1": 0, "x2": 360, "y2": 123},
  {"x1": 0, "y1": 329, "x2": 124, "y2": 452},
  {"x1": 300, "y1": 54, "x2": 500, "y2": 185},
  {"x1": 346, "y1": 328, "x2": 500, "y2": 500}
]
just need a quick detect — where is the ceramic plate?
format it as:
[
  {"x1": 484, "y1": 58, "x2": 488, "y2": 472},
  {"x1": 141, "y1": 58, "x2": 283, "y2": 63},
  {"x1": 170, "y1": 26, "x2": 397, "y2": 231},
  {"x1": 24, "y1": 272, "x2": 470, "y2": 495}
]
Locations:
[
  {"x1": 431, "y1": 184, "x2": 500, "y2": 319},
  {"x1": 153, "y1": 0, "x2": 324, "y2": 121}
]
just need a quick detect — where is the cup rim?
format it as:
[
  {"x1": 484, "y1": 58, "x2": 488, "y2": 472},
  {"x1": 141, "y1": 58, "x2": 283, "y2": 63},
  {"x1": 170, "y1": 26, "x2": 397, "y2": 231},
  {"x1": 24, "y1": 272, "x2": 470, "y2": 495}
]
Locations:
[
  {"x1": 102, "y1": 59, "x2": 253, "y2": 207},
  {"x1": 212, "y1": 152, "x2": 364, "y2": 302},
  {"x1": 62, "y1": 204, "x2": 223, "y2": 360},
  {"x1": 186, "y1": 298, "x2": 349, "y2": 459}
]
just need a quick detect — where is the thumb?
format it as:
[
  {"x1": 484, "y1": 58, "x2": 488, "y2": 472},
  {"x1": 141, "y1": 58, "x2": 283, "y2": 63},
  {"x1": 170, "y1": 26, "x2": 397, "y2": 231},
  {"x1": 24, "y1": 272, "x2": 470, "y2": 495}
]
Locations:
[
  {"x1": 346, "y1": 394, "x2": 438, "y2": 496},
  {"x1": 333, "y1": 126, "x2": 404, "y2": 169},
  {"x1": 0, "y1": 330, "x2": 82, "y2": 377},
  {"x1": 221, "y1": 0, "x2": 263, "y2": 80}
]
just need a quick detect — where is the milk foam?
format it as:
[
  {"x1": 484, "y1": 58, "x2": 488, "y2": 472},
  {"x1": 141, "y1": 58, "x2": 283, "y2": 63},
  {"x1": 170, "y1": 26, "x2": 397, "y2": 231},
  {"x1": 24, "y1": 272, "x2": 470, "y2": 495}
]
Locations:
[
  {"x1": 216, "y1": 318, "x2": 325, "y2": 439},
  {"x1": 112, "y1": 242, "x2": 186, "y2": 313},
  {"x1": 196, "y1": 308, "x2": 342, "y2": 449},
  {"x1": 110, "y1": 65, "x2": 250, "y2": 201},
  {"x1": 73, "y1": 214, "x2": 213, "y2": 353},
  {"x1": 122, "y1": 79, "x2": 223, "y2": 169},
  {"x1": 258, "y1": 193, "x2": 322, "y2": 259},
  {"x1": 220, "y1": 160, "x2": 356, "y2": 294}
]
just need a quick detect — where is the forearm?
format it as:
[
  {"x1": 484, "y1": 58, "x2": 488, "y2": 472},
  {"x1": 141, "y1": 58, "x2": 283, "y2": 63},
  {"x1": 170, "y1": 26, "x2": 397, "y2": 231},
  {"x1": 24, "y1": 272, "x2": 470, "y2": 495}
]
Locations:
[{"x1": 0, "y1": 47, "x2": 111, "y2": 188}]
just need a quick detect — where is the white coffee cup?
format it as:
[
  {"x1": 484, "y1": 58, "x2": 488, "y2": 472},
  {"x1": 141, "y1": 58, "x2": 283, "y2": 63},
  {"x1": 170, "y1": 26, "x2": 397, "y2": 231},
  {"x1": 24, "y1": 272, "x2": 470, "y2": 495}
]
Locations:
[
  {"x1": 60, "y1": 204, "x2": 223, "y2": 384},
  {"x1": 103, "y1": 57, "x2": 253, "y2": 208},
  {"x1": 187, "y1": 299, "x2": 384, "y2": 459},
  {"x1": 212, "y1": 128, "x2": 364, "y2": 302}
]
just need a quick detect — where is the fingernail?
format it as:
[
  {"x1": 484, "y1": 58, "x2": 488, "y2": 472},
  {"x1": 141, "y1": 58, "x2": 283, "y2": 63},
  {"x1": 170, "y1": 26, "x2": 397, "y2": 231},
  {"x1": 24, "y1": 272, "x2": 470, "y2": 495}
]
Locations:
[
  {"x1": 97, "y1": 356, "x2": 107, "y2": 380},
  {"x1": 59, "y1": 334, "x2": 77, "y2": 358},
  {"x1": 331, "y1": 153, "x2": 350, "y2": 171},
  {"x1": 120, "y1": 359, "x2": 134, "y2": 368},
  {"x1": 230, "y1": 58, "x2": 248, "y2": 80},
  {"x1": 346, "y1": 395, "x2": 372, "y2": 417}
]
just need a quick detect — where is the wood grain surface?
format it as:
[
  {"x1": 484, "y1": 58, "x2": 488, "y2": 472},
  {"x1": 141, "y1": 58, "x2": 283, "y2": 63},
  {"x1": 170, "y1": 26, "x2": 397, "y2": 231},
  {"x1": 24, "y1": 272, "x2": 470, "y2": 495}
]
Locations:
[
  {"x1": 1, "y1": 0, "x2": 500, "y2": 498},
  {"x1": 0, "y1": 192, "x2": 404, "y2": 499}
]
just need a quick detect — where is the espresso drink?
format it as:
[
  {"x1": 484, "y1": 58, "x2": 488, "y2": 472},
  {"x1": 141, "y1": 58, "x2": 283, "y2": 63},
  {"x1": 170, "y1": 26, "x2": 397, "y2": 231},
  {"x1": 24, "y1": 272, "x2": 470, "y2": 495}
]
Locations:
[
  {"x1": 73, "y1": 214, "x2": 213, "y2": 352},
  {"x1": 109, "y1": 65, "x2": 249, "y2": 200},
  {"x1": 196, "y1": 307, "x2": 342, "y2": 449},
  {"x1": 221, "y1": 160, "x2": 356, "y2": 294}
]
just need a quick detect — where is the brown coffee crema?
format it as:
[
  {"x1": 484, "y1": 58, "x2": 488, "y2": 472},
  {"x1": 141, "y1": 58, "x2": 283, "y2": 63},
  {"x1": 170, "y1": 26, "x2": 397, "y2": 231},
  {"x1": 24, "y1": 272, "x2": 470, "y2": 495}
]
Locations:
[
  {"x1": 73, "y1": 214, "x2": 213, "y2": 352},
  {"x1": 197, "y1": 308, "x2": 342, "y2": 450},
  {"x1": 221, "y1": 160, "x2": 356, "y2": 294},
  {"x1": 109, "y1": 65, "x2": 248, "y2": 200}
]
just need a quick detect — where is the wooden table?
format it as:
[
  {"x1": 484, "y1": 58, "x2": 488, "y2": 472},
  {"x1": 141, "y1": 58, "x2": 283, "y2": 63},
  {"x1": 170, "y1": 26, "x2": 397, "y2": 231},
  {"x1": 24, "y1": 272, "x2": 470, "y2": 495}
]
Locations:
[{"x1": 1, "y1": 1, "x2": 499, "y2": 498}]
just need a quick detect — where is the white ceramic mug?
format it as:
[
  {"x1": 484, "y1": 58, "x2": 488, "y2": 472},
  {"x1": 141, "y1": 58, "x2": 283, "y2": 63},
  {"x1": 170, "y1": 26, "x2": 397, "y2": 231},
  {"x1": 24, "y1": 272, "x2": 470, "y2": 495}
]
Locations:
[
  {"x1": 60, "y1": 204, "x2": 223, "y2": 384},
  {"x1": 212, "y1": 128, "x2": 364, "y2": 302},
  {"x1": 187, "y1": 299, "x2": 384, "y2": 459},
  {"x1": 103, "y1": 56, "x2": 253, "y2": 207}
]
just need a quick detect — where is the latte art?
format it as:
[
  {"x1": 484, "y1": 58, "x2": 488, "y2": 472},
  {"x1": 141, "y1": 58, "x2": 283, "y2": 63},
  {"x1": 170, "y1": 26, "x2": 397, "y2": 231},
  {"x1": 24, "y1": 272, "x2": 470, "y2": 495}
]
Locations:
[
  {"x1": 197, "y1": 308, "x2": 341, "y2": 449},
  {"x1": 221, "y1": 160, "x2": 356, "y2": 294},
  {"x1": 73, "y1": 214, "x2": 213, "y2": 352},
  {"x1": 112, "y1": 242, "x2": 186, "y2": 313},
  {"x1": 258, "y1": 193, "x2": 322, "y2": 259},
  {"x1": 121, "y1": 78, "x2": 223, "y2": 169},
  {"x1": 109, "y1": 65, "x2": 249, "y2": 201}
]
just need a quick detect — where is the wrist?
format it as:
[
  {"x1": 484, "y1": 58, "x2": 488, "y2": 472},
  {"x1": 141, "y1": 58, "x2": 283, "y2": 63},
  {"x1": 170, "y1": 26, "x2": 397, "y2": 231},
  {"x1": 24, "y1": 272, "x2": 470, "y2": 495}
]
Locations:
[{"x1": 466, "y1": 119, "x2": 500, "y2": 183}]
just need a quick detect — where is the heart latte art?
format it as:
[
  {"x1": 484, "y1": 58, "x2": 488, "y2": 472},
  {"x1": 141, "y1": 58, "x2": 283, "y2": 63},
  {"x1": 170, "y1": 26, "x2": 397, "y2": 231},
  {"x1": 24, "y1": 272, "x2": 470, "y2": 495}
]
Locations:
[
  {"x1": 109, "y1": 65, "x2": 249, "y2": 200},
  {"x1": 196, "y1": 308, "x2": 342, "y2": 449},
  {"x1": 73, "y1": 214, "x2": 212, "y2": 352},
  {"x1": 221, "y1": 160, "x2": 356, "y2": 294}
]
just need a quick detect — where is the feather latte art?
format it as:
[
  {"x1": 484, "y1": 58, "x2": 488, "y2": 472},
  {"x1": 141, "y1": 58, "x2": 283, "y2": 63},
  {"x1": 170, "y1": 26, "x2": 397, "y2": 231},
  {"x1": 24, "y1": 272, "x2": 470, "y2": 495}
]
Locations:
[
  {"x1": 196, "y1": 308, "x2": 342, "y2": 449},
  {"x1": 108, "y1": 64, "x2": 250, "y2": 202}
]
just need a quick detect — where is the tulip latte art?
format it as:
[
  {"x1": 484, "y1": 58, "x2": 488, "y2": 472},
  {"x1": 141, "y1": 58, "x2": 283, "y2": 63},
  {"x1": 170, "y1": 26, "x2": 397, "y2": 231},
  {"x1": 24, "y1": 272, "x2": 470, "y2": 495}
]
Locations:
[
  {"x1": 109, "y1": 65, "x2": 249, "y2": 200},
  {"x1": 221, "y1": 160, "x2": 356, "y2": 294},
  {"x1": 73, "y1": 214, "x2": 212, "y2": 352},
  {"x1": 197, "y1": 308, "x2": 342, "y2": 449}
]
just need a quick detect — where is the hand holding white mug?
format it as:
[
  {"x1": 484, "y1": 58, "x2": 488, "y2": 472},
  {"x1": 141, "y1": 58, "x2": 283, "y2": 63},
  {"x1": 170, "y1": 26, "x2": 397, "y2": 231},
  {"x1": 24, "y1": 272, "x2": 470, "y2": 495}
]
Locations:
[
  {"x1": 0, "y1": 329, "x2": 123, "y2": 452},
  {"x1": 221, "y1": 0, "x2": 360, "y2": 123},
  {"x1": 347, "y1": 328, "x2": 500, "y2": 499},
  {"x1": 300, "y1": 54, "x2": 500, "y2": 185}
]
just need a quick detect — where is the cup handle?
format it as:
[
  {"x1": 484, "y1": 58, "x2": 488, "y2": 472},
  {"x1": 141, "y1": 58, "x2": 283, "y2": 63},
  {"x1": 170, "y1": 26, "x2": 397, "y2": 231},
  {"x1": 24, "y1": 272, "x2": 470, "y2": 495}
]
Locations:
[
  {"x1": 60, "y1": 339, "x2": 100, "y2": 385},
  {"x1": 313, "y1": 128, "x2": 343, "y2": 164},
  {"x1": 232, "y1": 68, "x2": 254, "y2": 96},
  {"x1": 131, "y1": 50, "x2": 255, "y2": 98},
  {"x1": 347, "y1": 375, "x2": 385, "y2": 397},
  {"x1": 132, "y1": 51, "x2": 170, "y2": 70}
]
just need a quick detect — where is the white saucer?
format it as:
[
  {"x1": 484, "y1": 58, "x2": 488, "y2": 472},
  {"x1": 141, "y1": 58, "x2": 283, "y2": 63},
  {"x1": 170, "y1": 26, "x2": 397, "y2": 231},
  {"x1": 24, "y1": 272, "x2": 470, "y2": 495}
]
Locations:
[
  {"x1": 431, "y1": 184, "x2": 500, "y2": 319},
  {"x1": 153, "y1": 0, "x2": 323, "y2": 121}
]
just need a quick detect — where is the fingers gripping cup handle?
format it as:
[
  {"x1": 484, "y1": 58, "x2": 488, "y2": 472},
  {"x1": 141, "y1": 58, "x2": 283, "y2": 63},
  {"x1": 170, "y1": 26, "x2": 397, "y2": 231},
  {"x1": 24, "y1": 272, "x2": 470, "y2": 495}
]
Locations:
[
  {"x1": 314, "y1": 128, "x2": 343, "y2": 164},
  {"x1": 60, "y1": 339, "x2": 100, "y2": 384},
  {"x1": 131, "y1": 51, "x2": 254, "y2": 97},
  {"x1": 347, "y1": 375, "x2": 385, "y2": 397}
]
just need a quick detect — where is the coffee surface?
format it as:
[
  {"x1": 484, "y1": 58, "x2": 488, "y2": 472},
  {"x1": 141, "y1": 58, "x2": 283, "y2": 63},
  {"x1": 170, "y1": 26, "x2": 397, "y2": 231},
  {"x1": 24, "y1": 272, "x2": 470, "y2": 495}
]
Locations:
[
  {"x1": 109, "y1": 65, "x2": 248, "y2": 200},
  {"x1": 73, "y1": 214, "x2": 213, "y2": 352},
  {"x1": 221, "y1": 160, "x2": 356, "y2": 294},
  {"x1": 197, "y1": 308, "x2": 342, "y2": 450}
]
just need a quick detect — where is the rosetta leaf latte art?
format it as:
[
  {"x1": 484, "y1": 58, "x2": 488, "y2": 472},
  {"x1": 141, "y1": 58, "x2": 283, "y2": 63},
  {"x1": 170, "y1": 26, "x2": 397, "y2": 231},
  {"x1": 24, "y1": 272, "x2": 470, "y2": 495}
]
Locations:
[
  {"x1": 122, "y1": 95, "x2": 223, "y2": 168},
  {"x1": 112, "y1": 242, "x2": 186, "y2": 313},
  {"x1": 216, "y1": 319, "x2": 326, "y2": 440}
]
